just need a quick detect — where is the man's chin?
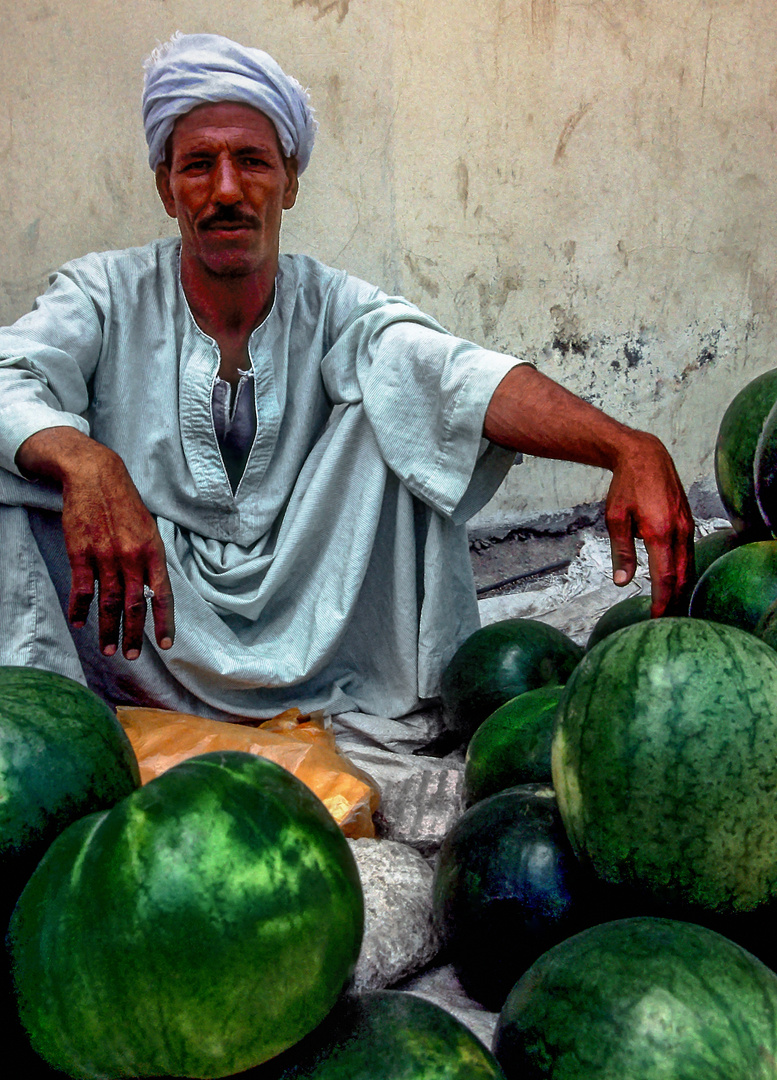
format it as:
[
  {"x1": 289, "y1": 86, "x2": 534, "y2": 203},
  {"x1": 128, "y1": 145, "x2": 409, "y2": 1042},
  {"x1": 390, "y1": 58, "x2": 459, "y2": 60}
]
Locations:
[{"x1": 199, "y1": 252, "x2": 259, "y2": 278}]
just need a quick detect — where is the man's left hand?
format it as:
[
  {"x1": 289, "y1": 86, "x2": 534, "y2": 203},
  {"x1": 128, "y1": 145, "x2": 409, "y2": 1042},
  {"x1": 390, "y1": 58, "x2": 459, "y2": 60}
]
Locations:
[{"x1": 604, "y1": 430, "x2": 695, "y2": 617}]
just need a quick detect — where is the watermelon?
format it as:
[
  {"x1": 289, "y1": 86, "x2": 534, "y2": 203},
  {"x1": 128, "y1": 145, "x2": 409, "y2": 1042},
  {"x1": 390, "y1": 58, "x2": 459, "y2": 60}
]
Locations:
[
  {"x1": 688, "y1": 540, "x2": 777, "y2": 632},
  {"x1": 463, "y1": 686, "x2": 563, "y2": 805},
  {"x1": 493, "y1": 917, "x2": 777, "y2": 1079},
  {"x1": 585, "y1": 595, "x2": 652, "y2": 651},
  {"x1": 552, "y1": 617, "x2": 777, "y2": 915},
  {"x1": 756, "y1": 598, "x2": 777, "y2": 652},
  {"x1": 0, "y1": 666, "x2": 139, "y2": 925},
  {"x1": 755, "y1": 394, "x2": 777, "y2": 533},
  {"x1": 432, "y1": 784, "x2": 593, "y2": 1011},
  {"x1": 8, "y1": 751, "x2": 364, "y2": 1079},
  {"x1": 714, "y1": 368, "x2": 777, "y2": 537},
  {"x1": 441, "y1": 619, "x2": 582, "y2": 740},
  {"x1": 253, "y1": 990, "x2": 506, "y2": 1079},
  {"x1": 692, "y1": 525, "x2": 740, "y2": 583}
]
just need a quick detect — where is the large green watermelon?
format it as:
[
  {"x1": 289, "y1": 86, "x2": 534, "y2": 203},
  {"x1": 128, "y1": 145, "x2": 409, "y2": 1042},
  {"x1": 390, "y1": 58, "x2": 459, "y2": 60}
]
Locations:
[
  {"x1": 714, "y1": 368, "x2": 777, "y2": 537},
  {"x1": 441, "y1": 619, "x2": 582, "y2": 740},
  {"x1": 8, "y1": 751, "x2": 364, "y2": 1079},
  {"x1": 552, "y1": 617, "x2": 777, "y2": 915},
  {"x1": 688, "y1": 540, "x2": 777, "y2": 632},
  {"x1": 0, "y1": 666, "x2": 140, "y2": 924},
  {"x1": 253, "y1": 991, "x2": 506, "y2": 1079},
  {"x1": 432, "y1": 785, "x2": 592, "y2": 1011},
  {"x1": 463, "y1": 686, "x2": 564, "y2": 805},
  {"x1": 493, "y1": 917, "x2": 777, "y2": 1079}
]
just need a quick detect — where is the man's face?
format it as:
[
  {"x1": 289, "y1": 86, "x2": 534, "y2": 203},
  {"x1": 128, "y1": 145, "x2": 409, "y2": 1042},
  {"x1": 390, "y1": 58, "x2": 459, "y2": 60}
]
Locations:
[{"x1": 155, "y1": 102, "x2": 299, "y2": 278}]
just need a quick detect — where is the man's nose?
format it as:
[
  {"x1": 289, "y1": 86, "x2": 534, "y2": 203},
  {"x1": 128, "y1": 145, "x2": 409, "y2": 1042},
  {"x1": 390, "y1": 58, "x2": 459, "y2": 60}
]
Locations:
[{"x1": 212, "y1": 157, "x2": 242, "y2": 203}]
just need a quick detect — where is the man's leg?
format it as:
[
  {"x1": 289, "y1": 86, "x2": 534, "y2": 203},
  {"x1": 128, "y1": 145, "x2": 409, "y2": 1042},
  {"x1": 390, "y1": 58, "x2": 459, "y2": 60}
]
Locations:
[{"x1": 0, "y1": 504, "x2": 87, "y2": 683}]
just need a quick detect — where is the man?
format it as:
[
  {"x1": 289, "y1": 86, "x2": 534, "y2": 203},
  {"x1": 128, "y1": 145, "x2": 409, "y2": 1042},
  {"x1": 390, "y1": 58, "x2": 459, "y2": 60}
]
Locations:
[{"x1": 0, "y1": 33, "x2": 693, "y2": 721}]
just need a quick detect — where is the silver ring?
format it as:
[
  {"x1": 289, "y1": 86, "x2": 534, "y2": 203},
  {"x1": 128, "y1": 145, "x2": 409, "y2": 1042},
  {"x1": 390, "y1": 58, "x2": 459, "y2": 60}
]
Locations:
[{"x1": 143, "y1": 585, "x2": 155, "y2": 599}]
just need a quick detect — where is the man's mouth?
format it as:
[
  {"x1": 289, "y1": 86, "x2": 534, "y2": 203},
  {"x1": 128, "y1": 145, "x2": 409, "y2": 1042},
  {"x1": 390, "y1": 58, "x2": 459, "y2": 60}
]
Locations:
[{"x1": 202, "y1": 217, "x2": 257, "y2": 232}]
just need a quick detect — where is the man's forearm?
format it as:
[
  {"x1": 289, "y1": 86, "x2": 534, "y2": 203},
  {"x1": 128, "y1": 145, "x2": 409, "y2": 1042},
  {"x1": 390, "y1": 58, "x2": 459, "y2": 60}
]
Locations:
[
  {"x1": 484, "y1": 362, "x2": 695, "y2": 615},
  {"x1": 16, "y1": 426, "x2": 123, "y2": 487},
  {"x1": 483, "y1": 363, "x2": 646, "y2": 469}
]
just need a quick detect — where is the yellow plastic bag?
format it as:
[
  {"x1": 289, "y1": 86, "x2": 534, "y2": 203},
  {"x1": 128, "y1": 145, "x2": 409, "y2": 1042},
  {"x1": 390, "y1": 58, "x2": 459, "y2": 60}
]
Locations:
[{"x1": 116, "y1": 706, "x2": 381, "y2": 839}]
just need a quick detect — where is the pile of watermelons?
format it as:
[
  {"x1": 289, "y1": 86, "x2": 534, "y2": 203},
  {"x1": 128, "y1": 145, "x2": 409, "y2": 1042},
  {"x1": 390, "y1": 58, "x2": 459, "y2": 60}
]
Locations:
[
  {"x1": 8, "y1": 369, "x2": 777, "y2": 1078},
  {"x1": 431, "y1": 368, "x2": 777, "y2": 1077},
  {"x1": 0, "y1": 667, "x2": 504, "y2": 1079}
]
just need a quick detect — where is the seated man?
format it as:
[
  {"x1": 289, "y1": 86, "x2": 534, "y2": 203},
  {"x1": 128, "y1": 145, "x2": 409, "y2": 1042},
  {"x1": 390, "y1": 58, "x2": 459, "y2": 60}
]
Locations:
[{"x1": 0, "y1": 33, "x2": 693, "y2": 722}]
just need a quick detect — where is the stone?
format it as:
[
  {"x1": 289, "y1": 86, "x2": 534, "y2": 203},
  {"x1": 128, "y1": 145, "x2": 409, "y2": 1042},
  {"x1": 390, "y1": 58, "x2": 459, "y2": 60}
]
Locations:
[{"x1": 348, "y1": 837, "x2": 440, "y2": 992}]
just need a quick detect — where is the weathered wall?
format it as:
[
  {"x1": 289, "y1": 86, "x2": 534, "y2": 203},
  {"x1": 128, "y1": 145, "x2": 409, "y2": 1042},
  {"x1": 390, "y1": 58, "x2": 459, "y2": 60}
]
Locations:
[{"x1": 2, "y1": 1, "x2": 776, "y2": 530}]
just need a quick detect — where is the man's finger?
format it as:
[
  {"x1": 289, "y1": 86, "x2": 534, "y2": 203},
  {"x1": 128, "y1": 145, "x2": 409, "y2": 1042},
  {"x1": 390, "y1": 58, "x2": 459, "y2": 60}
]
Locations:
[
  {"x1": 643, "y1": 532, "x2": 679, "y2": 618},
  {"x1": 96, "y1": 575, "x2": 125, "y2": 656},
  {"x1": 607, "y1": 510, "x2": 638, "y2": 588},
  {"x1": 68, "y1": 561, "x2": 96, "y2": 628},
  {"x1": 148, "y1": 564, "x2": 175, "y2": 649},
  {"x1": 121, "y1": 581, "x2": 148, "y2": 660}
]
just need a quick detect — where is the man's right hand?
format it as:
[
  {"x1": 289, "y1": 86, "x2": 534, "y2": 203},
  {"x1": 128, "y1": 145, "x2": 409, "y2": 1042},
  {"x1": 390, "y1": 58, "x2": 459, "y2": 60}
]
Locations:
[{"x1": 15, "y1": 427, "x2": 175, "y2": 660}]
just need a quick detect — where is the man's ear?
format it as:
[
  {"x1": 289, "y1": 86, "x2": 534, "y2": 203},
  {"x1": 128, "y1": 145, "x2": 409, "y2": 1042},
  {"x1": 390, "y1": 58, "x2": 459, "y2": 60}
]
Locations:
[
  {"x1": 283, "y1": 156, "x2": 299, "y2": 211},
  {"x1": 155, "y1": 165, "x2": 178, "y2": 220}
]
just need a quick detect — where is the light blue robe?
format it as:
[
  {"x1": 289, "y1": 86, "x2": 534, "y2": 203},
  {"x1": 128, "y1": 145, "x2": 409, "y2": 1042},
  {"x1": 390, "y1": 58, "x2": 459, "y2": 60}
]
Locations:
[{"x1": 0, "y1": 238, "x2": 520, "y2": 719}]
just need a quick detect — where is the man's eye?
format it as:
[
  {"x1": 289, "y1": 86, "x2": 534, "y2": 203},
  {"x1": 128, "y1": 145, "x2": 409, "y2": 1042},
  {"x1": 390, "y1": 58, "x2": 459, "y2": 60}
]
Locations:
[{"x1": 182, "y1": 160, "x2": 211, "y2": 172}]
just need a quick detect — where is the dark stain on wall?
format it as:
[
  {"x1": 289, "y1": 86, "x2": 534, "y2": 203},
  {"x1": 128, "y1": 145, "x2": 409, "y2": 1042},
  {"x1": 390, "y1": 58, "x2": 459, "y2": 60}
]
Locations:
[{"x1": 293, "y1": 0, "x2": 350, "y2": 23}]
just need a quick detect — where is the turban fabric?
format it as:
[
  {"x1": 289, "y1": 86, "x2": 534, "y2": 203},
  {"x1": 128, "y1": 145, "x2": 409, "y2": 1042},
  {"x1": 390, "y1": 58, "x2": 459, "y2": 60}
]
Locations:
[{"x1": 142, "y1": 32, "x2": 317, "y2": 172}]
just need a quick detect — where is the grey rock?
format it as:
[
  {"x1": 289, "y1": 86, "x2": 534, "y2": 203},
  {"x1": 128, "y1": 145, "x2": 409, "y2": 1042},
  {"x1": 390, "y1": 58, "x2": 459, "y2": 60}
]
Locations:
[
  {"x1": 373, "y1": 755, "x2": 465, "y2": 854},
  {"x1": 349, "y1": 837, "x2": 440, "y2": 992},
  {"x1": 398, "y1": 964, "x2": 499, "y2": 1050}
]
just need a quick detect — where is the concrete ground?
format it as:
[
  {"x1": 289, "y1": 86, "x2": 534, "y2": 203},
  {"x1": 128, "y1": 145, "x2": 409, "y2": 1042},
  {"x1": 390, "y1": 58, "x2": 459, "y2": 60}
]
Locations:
[{"x1": 468, "y1": 482, "x2": 727, "y2": 599}]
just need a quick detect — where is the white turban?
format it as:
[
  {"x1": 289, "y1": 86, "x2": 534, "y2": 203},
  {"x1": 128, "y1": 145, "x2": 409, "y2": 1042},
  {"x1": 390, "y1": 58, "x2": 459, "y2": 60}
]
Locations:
[{"x1": 142, "y1": 32, "x2": 317, "y2": 173}]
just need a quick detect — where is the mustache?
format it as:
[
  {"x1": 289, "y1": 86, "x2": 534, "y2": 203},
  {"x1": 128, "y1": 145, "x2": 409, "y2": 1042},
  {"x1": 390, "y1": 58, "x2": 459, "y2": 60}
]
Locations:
[{"x1": 200, "y1": 208, "x2": 259, "y2": 229}]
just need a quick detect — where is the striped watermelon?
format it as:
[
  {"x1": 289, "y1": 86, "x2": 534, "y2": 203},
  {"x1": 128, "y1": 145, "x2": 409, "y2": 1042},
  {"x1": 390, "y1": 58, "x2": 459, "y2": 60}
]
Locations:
[
  {"x1": 493, "y1": 917, "x2": 777, "y2": 1079},
  {"x1": 552, "y1": 617, "x2": 777, "y2": 915},
  {"x1": 255, "y1": 990, "x2": 506, "y2": 1078},
  {"x1": 714, "y1": 368, "x2": 777, "y2": 538},
  {"x1": 8, "y1": 752, "x2": 364, "y2": 1079}
]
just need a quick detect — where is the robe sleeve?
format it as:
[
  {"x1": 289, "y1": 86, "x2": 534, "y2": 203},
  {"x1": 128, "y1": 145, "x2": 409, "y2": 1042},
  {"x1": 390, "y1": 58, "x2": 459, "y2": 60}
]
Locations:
[
  {"x1": 0, "y1": 267, "x2": 106, "y2": 475},
  {"x1": 320, "y1": 291, "x2": 525, "y2": 524}
]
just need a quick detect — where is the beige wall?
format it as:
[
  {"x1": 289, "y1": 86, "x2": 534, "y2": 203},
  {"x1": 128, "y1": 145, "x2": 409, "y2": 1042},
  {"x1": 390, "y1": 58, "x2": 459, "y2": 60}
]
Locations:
[{"x1": 3, "y1": 1, "x2": 777, "y2": 529}]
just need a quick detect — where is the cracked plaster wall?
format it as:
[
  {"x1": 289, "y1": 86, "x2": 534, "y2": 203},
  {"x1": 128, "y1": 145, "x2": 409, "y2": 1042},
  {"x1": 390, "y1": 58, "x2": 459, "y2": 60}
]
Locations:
[{"x1": 2, "y1": 0, "x2": 776, "y2": 530}]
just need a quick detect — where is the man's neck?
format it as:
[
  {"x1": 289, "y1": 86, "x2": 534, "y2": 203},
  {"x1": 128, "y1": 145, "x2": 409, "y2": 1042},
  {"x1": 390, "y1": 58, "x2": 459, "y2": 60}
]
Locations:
[{"x1": 180, "y1": 254, "x2": 277, "y2": 344}]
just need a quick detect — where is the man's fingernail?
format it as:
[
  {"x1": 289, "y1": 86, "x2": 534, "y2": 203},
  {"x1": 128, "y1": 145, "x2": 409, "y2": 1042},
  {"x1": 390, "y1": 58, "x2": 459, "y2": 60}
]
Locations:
[
  {"x1": 614, "y1": 570, "x2": 628, "y2": 585},
  {"x1": 103, "y1": 644, "x2": 117, "y2": 656},
  {"x1": 125, "y1": 649, "x2": 140, "y2": 661},
  {"x1": 160, "y1": 637, "x2": 173, "y2": 650}
]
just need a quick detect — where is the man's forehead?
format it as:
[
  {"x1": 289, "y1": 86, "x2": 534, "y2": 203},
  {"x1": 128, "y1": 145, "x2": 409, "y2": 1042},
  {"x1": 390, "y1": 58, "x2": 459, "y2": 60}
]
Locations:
[{"x1": 173, "y1": 101, "x2": 279, "y2": 141}]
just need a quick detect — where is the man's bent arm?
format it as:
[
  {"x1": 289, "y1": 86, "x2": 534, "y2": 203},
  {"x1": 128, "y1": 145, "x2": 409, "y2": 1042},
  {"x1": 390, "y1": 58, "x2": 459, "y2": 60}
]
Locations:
[
  {"x1": 484, "y1": 364, "x2": 694, "y2": 616},
  {"x1": 15, "y1": 427, "x2": 175, "y2": 659}
]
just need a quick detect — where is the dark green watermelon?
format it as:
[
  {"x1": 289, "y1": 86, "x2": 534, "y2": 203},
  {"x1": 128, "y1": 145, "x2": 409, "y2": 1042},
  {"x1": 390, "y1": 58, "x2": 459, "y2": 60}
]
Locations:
[
  {"x1": 552, "y1": 617, "x2": 777, "y2": 915},
  {"x1": 251, "y1": 991, "x2": 505, "y2": 1079},
  {"x1": 755, "y1": 395, "x2": 777, "y2": 533},
  {"x1": 463, "y1": 686, "x2": 563, "y2": 805},
  {"x1": 688, "y1": 540, "x2": 777, "y2": 632},
  {"x1": 692, "y1": 525, "x2": 740, "y2": 583},
  {"x1": 432, "y1": 784, "x2": 594, "y2": 1011},
  {"x1": 585, "y1": 595, "x2": 652, "y2": 651},
  {"x1": 0, "y1": 666, "x2": 139, "y2": 926},
  {"x1": 714, "y1": 368, "x2": 777, "y2": 538},
  {"x1": 8, "y1": 752, "x2": 364, "y2": 1079},
  {"x1": 493, "y1": 917, "x2": 777, "y2": 1079},
  {"x1": 441, "y1": 619, "x2": 582, "y2": 740}
]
